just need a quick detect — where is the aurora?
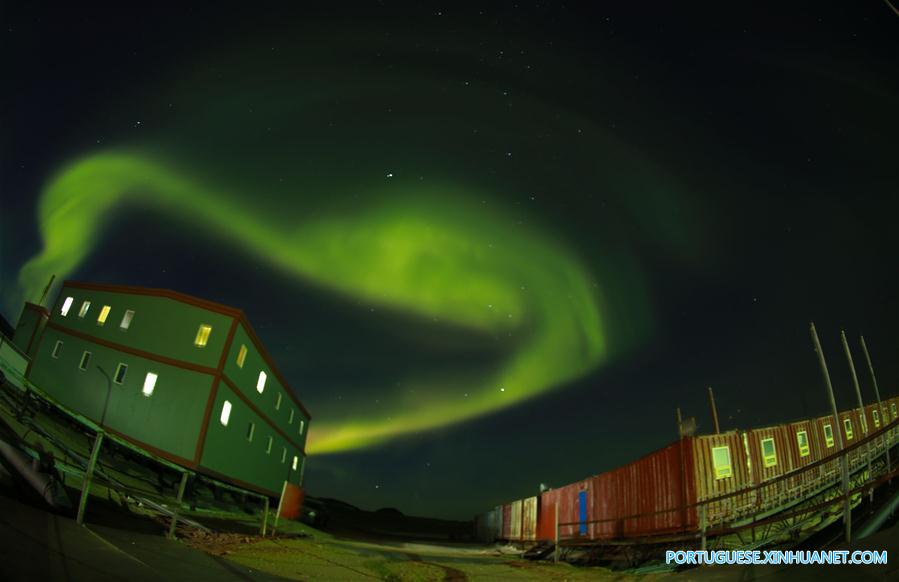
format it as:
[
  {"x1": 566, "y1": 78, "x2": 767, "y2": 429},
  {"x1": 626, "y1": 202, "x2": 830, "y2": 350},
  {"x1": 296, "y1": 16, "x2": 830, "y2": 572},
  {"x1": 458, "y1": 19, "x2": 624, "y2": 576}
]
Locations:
[{"x1": 16, "y1": 151, "x2": 607, "y2": 453}]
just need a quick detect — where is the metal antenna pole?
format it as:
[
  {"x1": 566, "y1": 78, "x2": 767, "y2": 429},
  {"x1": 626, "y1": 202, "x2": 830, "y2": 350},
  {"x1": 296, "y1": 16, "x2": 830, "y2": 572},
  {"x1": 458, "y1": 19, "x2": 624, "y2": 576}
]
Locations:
[
  {"x1": 707, "y1": 386, "x2": 720, "y2": 434},
  {"x1": 860, "y1": 336, "x2": 890, "y2": 477},
  {"x1": 841, "y1": 330, "x2": 872, "y2": 500},
  {"x1": 38, "y1": 274, "x2": 56, "y2": 306},
  {"x1": 810, "y1": 322, "x2": 851, "y2": 543}
]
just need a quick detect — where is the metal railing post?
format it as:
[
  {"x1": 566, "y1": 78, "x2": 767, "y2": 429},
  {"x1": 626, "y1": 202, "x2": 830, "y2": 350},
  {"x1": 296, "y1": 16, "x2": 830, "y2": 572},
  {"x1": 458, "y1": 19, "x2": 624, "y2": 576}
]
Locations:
[
  {"x1": 261, "y1": 496, "x2": 270, "y2": 536},
  {"x1": 76, "y1": 431, "x2": 104, "y2": 525},
  {"x1": 167, "y1": 472, "x2": 190, "y2": 539},
  {"x1": 699, "y1": 504, "x2": 707, "y2": 551},
  {"x1": 553, "y1": 503, "x2": 560, "y2": 564}
]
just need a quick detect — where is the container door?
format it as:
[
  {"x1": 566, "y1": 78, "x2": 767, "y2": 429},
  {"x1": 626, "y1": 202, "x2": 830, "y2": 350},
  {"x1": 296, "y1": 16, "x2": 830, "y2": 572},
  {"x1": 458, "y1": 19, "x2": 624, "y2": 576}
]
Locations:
[{"x1": 578, "y1": 490, "x2": 588, "y2": 535}]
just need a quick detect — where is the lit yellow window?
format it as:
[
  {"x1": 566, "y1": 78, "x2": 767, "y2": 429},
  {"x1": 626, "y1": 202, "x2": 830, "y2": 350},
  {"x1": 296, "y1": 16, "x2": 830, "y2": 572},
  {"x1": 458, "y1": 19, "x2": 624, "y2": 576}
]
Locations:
[
  {"x1": 236, "y1": 344, "x2": 248, "y2": 368},
  {"x1": 142, "y1": 372, "x2": 157, "y2": 397},
  {"x1": 292, "y1": 455, "x2": 299, "y2": 471},
  {"x1": 97, "y1": 305, "x2": 111, "y2": 325},
  {"x1": 761, "y1": 437, "x2": 777, "y2": 467},
  {"x1": 873, "y1": 410, "x2": 880, "y2": 428},
  {"x1": 194, "y1": 324, "x2": 212, "y2": 347},
  {"x1": 711, "y1": 446, "x2": 731, "y2": 479},
  {"x1": 256, "y1": 371, "x2": 267, "y2": 394},
  {"x1": 823, "y1": 424, "x2": 834, "y2": 448},
  {"x1": 796, "y1": 431, "x2": 810, "y2": 457},
  {"x1": 60, "y1": 296, "x2": 74, "y2": 316},
  {"x1": 843, "y1": 418, "x2": 853, "y2": 440}
]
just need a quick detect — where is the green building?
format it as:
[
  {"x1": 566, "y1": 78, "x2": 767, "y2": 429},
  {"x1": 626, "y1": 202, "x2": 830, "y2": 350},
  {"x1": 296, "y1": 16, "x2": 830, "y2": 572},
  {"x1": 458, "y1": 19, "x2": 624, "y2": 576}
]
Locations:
[{"x1": 12, "y1": 281, "x2": 310, "y2": 497}]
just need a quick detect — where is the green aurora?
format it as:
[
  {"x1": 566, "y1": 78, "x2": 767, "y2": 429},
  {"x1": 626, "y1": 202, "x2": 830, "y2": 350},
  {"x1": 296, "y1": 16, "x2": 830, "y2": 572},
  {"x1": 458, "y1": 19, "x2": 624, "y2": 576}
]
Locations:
[{"x1": 17, "y1": 152, "x2": 611, "y2": 453}]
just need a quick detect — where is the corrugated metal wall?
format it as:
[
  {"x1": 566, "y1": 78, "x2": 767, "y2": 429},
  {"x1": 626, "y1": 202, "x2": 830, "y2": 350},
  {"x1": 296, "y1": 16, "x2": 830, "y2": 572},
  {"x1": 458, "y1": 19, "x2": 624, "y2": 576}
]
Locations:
[
  {"x1": 521, "y1": 496, "x2": 538, "y2": 541},
  {"x1": 509, "y1": 499, "x2": 523, "y2": 540},
  {"x1": 590, "y1": 439, "x2": 696, "y2": 539}
]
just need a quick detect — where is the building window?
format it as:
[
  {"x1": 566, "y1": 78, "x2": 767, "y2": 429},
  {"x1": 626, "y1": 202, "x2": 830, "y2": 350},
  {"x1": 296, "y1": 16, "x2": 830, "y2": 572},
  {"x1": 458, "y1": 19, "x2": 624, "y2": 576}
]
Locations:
[
  {"x1": 892, "y1": 403, "x2": 897, "y2": 420},
  {"x1": 275, "y1": 393, "x2": 282, "y2": 410},
  {"x1": 113, "y1": 363, "x2": 128, "y2": 384},
  {"x1": 79, "y1": 351, "x2": 92, "y2": 371},
  {"x1": 873, "y1": 409, "x2": 881, "y2": 429},
  {"x1": 194, "y1": 324, "x2": 212, "y2": 347},
  {"x1": 299, "y1": 420, "x2": 305, "y2": 435},
  {"x1": 711, "y1": 446, "x2": 731, "y2": 479},
  {"x1": 60, "y1": 296, "x2": 74, "y2": 316},
  {"x1": 52, "y1": 340, "x2": 63, "y2": 359},
  {"x1": 97, "y1": 305, "x2": 111, "y2": 325},
  {"x1": 281, "y1": 447, "x2": 287, "y2": 463},
  {"x1": 761, "y1": 437, "x2": 777, "y2": 467},
  {"x1": 120, "y1": 310, "x2": 135, "y2": 330},
  {"x1": 843, "y1": 418, "x2": 853, "y2": 440},
  {"x1": 142, "y1": 372, "x2": 157, "y2": 397},
  {"x1": 220, "y1": 400, "x2": 232, "y2": 426},
  {"x1": 823, "y1": 423, "x2": 834, "y2": 448},
  {"x1": 796, "y1": 431, "x2": 810, "y2": 457},
  {"x1": 78, "y1": 301, "x2": 91, "y2": 318},
  {"x1": 237, "y1": 344, "x2": 248, "y2": 368},
  {"x1": 247, "y1": 422, "x2": 255, "y2": 442},
  {"x1": 256, "y1": 371, "x2": 267, "y2": 394},
  {"x1": 292, "y1": 456, "x2": 299, "y2": 471},
  {"x1": 288, "y1": 409, "x2": 294, "y2": 424},
  {"x1": 266, "y1": 436, "x2": 273, "y2": 454}
]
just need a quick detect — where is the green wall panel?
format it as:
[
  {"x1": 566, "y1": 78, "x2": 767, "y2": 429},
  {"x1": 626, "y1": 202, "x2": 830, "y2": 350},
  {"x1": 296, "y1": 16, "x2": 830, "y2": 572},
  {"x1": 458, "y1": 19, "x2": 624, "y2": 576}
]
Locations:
[
  {"x1": 29, "y1": 328, "x2": 212, "y2": 461},
  {"x1": 222, "y1": 322, "x2": 309, "y2": 451},
  {"x1": 200, "y1": 382, "x2": 302, "y2": 494},
  {"x1": 52, "y1": 287, "x2": 233, "y2": 369}
]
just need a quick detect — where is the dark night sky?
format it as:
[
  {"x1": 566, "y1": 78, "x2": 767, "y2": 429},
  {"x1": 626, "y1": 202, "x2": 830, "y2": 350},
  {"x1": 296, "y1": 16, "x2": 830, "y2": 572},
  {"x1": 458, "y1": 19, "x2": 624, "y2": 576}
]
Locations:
[{"x1": 2, "y1": 3, "x2": 897, "y2": 519}]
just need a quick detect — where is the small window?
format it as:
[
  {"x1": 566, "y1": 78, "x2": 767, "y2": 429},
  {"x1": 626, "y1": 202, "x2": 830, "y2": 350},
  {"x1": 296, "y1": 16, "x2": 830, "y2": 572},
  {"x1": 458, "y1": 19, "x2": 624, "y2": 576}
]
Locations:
[
  {"x1": 79, "y1": 351, "x2": 92, "y2": 371},
  {"x1": 256, "y1": 371, "x2": 267, "y2": 393},
  {"x1": 281, "y1": 447, "x2": 287, "y2": 463},
  {"x1": 892, "y1": 403, "x2": 897, "y2": 420},
  {"x1": 78, "y1": 301, "x2": 91, "y2": 318},
  {"x1": 194, "y1": 324, "x2": 212, "y2": 347},
  {"x1": 796, "y1": 431, "x2": 810, "y2": 457},
  {"x1": 247, "y1": 422, "x2": 255, "y2": 442},
  {"x1": 292, "y1": 455, "x2": 299, "y2": 471},
  {"x1": 97, "y1": 305, "x2": 111, "y2": 325},
  {"x1": 113, "y1": 363, "x2": 128, "y2": 384},
  {"x1": 52, "y1": 340, "x2": 63, "y2": 359},
  {"x1": 288, "y1": 409, "x2": 294, "y2": 424},
  {"x1": 142, "y1": 372, "x2": 157, "y2": 397},
  {"x1": 873, "y1": 409, "x2": 880, "y2": 428},
  {"x1": 220, "y1": 400, "x2": 232, "y2": 426},
  {"x1": 761, "y1": 437, "x2": 777, "y2": 467},
  {"x1": 711, "y1": 446, "x2": 731, "y2": 479},
  {"x1": 275, "y1": 393, "x2": 282, "y2": 410},
  {"x1": 843, "y1": 418, "x2": 853, "y2": 440},
  {"x1": 299, "y1": 420, "x2": 305, "y2": 435},
  {"x1": 60, "y1": 296, "x2": 74, "y2": 316},
  {"x1": 120, "y1": 310, "x2": 135, "y2": 330},
  {"x1": 823, "y1": 423, "x2": 834, "y2": 448},
  {"x1": 266, "y1": 436, "x2": 273, "y2": 454},
  {"x1": 236, "y1": 344, "x2": 248, "y2": 368}
]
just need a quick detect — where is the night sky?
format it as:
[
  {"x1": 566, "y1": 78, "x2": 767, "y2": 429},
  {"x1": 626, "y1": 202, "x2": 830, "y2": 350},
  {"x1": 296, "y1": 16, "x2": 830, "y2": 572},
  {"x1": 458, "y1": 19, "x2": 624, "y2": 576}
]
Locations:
[{"x1": 3, "y1": 3, "x2": 897, "y2": 519}]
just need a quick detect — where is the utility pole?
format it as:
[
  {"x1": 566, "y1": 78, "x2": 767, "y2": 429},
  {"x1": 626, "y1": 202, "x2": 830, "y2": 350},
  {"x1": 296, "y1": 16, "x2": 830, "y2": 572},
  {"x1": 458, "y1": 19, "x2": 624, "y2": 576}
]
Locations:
[
  {"x1": 707, "y1": 386, "x2": 720, "y2": 434},
  {"x1": 810, "y1": 322, "x2": 851, "y2": 543},
  {"x1": 860, "y1": 336, "x2": 890, "y2": 478},
  {"x1": 841, "y1": 330, "x2": 872, "y2": 501}
]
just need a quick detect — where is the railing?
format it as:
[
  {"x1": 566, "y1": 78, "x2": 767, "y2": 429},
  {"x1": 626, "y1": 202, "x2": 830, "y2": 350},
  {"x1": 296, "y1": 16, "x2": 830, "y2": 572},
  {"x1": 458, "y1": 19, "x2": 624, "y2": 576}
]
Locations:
[{"x1": 555, "y1": 415, "x2": 899, "y2": 548}]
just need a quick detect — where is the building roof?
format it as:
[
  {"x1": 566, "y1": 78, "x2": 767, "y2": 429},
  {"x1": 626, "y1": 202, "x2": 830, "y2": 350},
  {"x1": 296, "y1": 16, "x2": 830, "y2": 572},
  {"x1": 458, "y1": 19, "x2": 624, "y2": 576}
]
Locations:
[{"x1": 62, "y1": 280, "x2": 311, "y2": 420}]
